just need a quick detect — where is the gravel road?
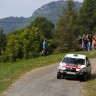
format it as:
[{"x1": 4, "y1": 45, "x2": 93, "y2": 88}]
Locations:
[{"x1": 3, "y1": 58, "x2": 96, "y2": 96}]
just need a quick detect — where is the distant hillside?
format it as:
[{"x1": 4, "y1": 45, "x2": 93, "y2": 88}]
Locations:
[
  {"x1": 0, "y1": 1, "x2": 82, "y2": 34},
  {"x1": 0, "y1": 17, "x2": 32, "y2": 34},
  {"x1": 31, "y1": 1, "x2": 81, "y2": 24}
]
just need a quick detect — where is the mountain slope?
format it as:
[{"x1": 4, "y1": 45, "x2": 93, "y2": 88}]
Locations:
[
  {"x1": 0, "y1": 1, "x2": 82, "y2": 34},
  {"x1": 31, "y1": 1, "x2": 81, "y2": 24},
  {"x1": 0, "y1": 17, "x2": 32, "y2": 34}
]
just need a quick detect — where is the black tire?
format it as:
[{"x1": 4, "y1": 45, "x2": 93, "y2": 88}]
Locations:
[
  {"x1": 57, "y1": 72, "x2": 61, "y2": 79},
  {"x1": 81, "y1": 73, "x2": 88, "y2": 81}
]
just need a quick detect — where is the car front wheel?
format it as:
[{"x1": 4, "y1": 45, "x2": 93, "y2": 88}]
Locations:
[
  {"x1": 57, "y1": 72, "x2": 61, "y2": 79},
  {"x1": 81, "y1": 73, "x2": 88, "y2": 81}
]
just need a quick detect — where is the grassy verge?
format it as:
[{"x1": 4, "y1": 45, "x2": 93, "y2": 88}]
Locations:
[
  {"x1": 84, "y1": 79, "x2": 96, "y2": 96},
  {"x1": 0, "y1": 51, "x2": 96, "y2": 96}
]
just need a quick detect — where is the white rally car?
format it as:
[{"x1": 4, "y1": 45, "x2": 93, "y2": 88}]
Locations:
[{"x1": 57, "y1": 54, "x2": 91, "y2": 81}]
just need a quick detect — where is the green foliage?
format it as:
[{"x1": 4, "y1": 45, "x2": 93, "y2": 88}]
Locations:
[
  {"x1": 0, "y1": 17, "x2": 55, "y2": 62},
  {"x1": 28, "y1": 17, "x2": 54, "y2": 39},
  {"x1": 6, "y1": 30, "x2": 22, "y2": 62},
  {"x1": 79, "y1": 0, "x2": 95, "y2": 35},
  {"x1": 21, "y1": 27, "x2": 43, "y2": 59},
  {"x1": 0, "y1": 28, "x2": 7, "y2": 55},
  {"x1": 54, "y1": 0, "x2": 78, "y2": 52}
]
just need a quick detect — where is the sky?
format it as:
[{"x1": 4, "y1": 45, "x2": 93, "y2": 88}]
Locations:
[{"x1": 0, "y1": 0, "x2": 83, "y2": 19}]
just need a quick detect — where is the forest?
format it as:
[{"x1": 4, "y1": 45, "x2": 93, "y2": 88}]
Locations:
[{"x1": 0, "y1": 0, "x2": 96, "y2": 62}]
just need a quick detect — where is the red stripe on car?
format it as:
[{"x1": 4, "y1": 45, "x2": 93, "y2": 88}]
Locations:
[{"x1": 62, "y1": 65, "x2": 81, "y2": 69}]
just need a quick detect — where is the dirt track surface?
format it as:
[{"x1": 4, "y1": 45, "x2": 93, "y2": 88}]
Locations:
[{"x1": 3, "y1": 58, "x2": 96, "y2": 96}]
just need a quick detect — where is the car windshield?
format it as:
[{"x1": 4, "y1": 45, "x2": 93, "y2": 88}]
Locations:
[{"x1": 62, "y1": 57, "x2": 85, "y2": 65}]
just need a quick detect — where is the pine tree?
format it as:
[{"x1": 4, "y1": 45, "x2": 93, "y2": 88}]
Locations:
[
  {"x1": 0, "y1": 28, "x2": 6, "y2": 55},
  {"x1": 79, "y1": 0, "x2": 95, "y2": 34},
  {"x1": 54, "y1": 0, "x2": 78, "y2": 52},
  {"x1": 92, "y1": 0, "x2": 96, "y2": 33}
]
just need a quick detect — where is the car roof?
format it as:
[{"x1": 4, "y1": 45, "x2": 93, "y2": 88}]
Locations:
[{"x1": 65, "y1": 54, "x2": 86, "y2": 59}]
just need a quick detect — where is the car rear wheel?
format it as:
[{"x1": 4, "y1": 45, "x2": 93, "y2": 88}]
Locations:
[{"x1": 57, "y1": 72, "x2": 61, "y2": 79}]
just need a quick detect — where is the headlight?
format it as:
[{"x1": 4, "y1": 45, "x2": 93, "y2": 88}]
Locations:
[
  {"x1": 58, "y1": 65, "x2": 62, "y2": 69},
  {"x1": 57, "y1": 65, "x2": 66, "y2": 71}
]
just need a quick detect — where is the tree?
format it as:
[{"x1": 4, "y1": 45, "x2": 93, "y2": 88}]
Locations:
[
  {"x1": 5, "y1": 30, "x2": 23, "y2": 61},
  {"x1": 54, "y1": 0, "x2": 78, "y2": 52},
  {"x1": 21, "y1": 27, "x2": 43, "y2": 59},
  {"x1": 28, "y1": 17, "x2": 54, "y2": 39},
  {"x1": 79, "y1": 0, "x2": 95, "y2": 34},
  {"x1": 0, "y1": 28, "x2": 7, "y2": 55},
  {"x1": 92, "y1": 0, "x2": 96, "y2": 34}
]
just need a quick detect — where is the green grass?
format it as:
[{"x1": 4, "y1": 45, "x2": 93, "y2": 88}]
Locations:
[
  {"x1": 0, "y1": 51, "x2": 96, "y2": 96},
  {"x1": 84, "y1": 80, "x2": 96, "y2": 96}
]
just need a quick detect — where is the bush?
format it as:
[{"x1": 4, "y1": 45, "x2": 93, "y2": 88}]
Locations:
[{"x1": 0, "y1": 52, "x2": 9, "y2": 62}]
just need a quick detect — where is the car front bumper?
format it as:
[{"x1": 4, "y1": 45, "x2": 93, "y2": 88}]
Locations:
[{"x1": 59, "y1": 69, "x2": 85, "y2": 76}]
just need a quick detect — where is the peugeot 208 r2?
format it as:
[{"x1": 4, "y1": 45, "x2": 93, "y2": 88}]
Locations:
[{"x1": 57, "y1": 54, "x2": 91, "y2": 81}]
